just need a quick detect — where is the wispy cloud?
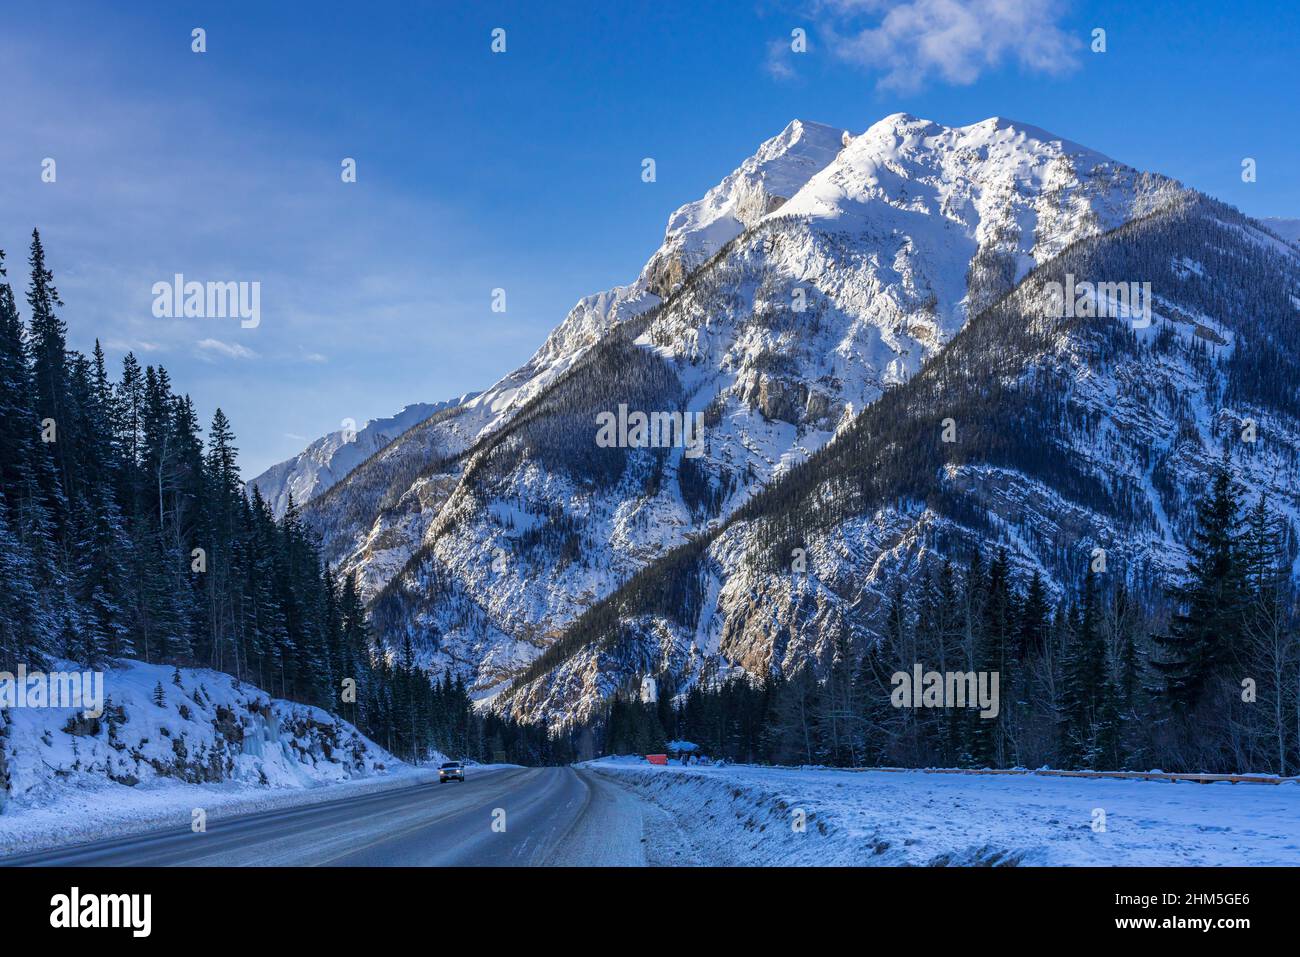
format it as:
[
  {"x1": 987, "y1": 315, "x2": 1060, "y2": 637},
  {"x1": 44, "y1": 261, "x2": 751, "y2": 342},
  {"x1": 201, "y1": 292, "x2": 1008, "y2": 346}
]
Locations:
[
  {"x1": 765, "y1": 37, "x2": 801, "y2": 81},
  {"x1": 197, "y1": 338, "x2": 259, "y2": 361},
  {"x1": 816, "y1": 0, "x2": 1081, "y2": 92},
  {"x1": 104, "y1": 338, "x2": 164, "y2": 354}
]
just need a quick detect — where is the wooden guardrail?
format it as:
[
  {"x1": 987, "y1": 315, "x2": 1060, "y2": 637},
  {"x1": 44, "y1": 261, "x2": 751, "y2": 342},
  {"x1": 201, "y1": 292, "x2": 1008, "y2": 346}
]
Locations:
[
  {"x1": 657, "y1": 759, "x2": 1300, "y2": 784},
  {"x1": 864, "y1": 767, "x2": 1300, "y2": 785}
]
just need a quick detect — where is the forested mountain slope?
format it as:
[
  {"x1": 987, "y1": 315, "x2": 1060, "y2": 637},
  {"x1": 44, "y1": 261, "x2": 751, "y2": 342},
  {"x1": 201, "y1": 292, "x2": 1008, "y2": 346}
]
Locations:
[{"x1": 500, "y1": 192, "x2": 1300, "y2": 775}]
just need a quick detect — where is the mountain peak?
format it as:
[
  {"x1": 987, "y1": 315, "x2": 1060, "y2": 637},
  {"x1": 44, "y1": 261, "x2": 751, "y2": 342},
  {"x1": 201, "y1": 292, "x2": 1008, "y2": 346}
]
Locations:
[
  {"x1": 859, "y1": 111, "x2": 939, "y2": 136},
  {"x1": 846, "y1": 113, "x2": 1104, "y2": 164},
  {"x1": 778, "y1": 117, "x2": 845, "y2": 142},
  {"x1": 646, "y1": 118, "x2": 846, "y2": 291},
  {"x1": 959, "y1": 115, "x2": 1104, "y2": 160},
  {"x1": 774, "y1": 110, "x2": 1140, "y2": 233}
]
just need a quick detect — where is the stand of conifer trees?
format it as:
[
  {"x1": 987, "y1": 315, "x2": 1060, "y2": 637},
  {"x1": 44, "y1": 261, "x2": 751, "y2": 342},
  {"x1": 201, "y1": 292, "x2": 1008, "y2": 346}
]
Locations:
[
  {"x1": 601, "y1": 452, "x2": 1298, "y2": 775},
  {"x1": 0, "y1": 230, "x2": 557, "y2": 767}
]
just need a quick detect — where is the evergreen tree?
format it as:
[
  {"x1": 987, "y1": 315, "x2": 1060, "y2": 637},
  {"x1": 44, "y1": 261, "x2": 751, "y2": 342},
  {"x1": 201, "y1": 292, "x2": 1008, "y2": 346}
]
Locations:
[
  {"x1": 26, "y1": 230, "x2": 67, "y2": 462},
  {"x1": 1059, "y1": 570, "x2": 1109, "y2": 767},
  {"x1": 1153, "y1": 451, "x2": 1245, "y2": 711},
  {"x1": 0, "y1": 498, "x2": 52, "y2": 667}
]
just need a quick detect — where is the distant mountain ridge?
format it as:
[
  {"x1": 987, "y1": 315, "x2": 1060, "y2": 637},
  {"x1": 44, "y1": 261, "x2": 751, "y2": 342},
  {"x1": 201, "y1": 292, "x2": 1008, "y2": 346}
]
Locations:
[
  {"x1": 1262, "y1": 217, "x2": 1300, "y2": 246},
  {"x1": 248, "y1": 394, "x2": 477, "y2": 519}
]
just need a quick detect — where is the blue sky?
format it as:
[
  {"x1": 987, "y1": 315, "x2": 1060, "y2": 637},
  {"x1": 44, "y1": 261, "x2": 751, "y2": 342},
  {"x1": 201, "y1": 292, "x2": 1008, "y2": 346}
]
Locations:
[{"x1": 1, "y1": 0, "x2": 1296, "y2": 477}]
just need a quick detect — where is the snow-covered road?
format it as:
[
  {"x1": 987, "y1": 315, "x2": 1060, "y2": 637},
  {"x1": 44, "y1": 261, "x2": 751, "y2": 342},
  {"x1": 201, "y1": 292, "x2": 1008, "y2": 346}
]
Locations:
[{"x1": 2, "y1": 767, "x2": 652, "y2": 866}]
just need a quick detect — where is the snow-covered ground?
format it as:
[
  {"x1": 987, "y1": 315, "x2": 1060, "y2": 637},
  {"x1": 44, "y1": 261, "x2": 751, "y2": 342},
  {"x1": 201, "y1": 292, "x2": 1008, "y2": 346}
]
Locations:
[
  {"x1": 0, "y1": 658, "x2": 439, "y2": 857},
  {"x1": 586, "y1": 759, "x2": 1300, "y2": 866}
]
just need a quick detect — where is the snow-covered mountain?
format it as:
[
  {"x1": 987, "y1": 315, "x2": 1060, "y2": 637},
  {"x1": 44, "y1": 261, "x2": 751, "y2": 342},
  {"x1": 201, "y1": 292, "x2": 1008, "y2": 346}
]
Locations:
[
  {"x1": 249, "y1": 395, "x2": 476, "y2": 519},
  {"x1": 500, "y1": 190, "x2": 1300, "y2": 727},
  {"x1": 331, "y1": 113, "x2": 1184, "y2": 713}
]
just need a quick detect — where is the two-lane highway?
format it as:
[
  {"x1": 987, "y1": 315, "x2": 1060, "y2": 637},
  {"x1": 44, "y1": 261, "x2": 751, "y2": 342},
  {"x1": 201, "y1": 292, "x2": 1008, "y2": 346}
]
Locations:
[{"x1": 2, "y1": 767, "x2": 653, "y2": 866}]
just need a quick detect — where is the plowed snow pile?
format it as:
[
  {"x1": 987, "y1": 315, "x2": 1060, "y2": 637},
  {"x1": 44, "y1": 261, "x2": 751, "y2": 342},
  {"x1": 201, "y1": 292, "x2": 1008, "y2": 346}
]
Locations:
[{"x1": 587, "y1": 759, "x2": 1300, "y2": 866}]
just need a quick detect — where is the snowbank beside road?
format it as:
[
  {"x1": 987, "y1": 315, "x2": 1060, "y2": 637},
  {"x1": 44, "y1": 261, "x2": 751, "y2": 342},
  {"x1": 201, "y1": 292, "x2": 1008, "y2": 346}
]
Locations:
[
  {"x1": 0, "y1": 658, "x2": 441, "y2": 857},
  {"x1": 586, "y1": 759, "x2": 1300, "y2": 866},
  {"x1": 0, "y1": 762, "x2": 441, "y2": 859}
]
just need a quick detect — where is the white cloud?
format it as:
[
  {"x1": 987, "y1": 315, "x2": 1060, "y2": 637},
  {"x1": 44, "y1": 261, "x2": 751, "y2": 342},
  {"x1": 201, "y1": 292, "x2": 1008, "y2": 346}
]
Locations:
[
  {"x1": 104, "y1": 339, "x2": 164, "y2": 353},
  {"x1": 765, "y1": 37, "x2": 800, "y2": 81},
  {"x1": 819, "y1": 0, "x2": 1081, "y2": 92},
  {"x1": 196, "y1": 338, "x2": 259, "y2": 361}
]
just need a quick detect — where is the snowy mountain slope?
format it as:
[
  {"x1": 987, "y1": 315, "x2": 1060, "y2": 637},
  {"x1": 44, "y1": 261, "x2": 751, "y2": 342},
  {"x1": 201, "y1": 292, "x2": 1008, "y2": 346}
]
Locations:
[
  {"x1": 248, "y1": 394, "x2": 476, "y2": 520},
  {"x1": 500, "y1": 191, "x2": 1300, "y2": 727},
  {"x1": 363, "y1": 114, "x2": 1178, "y2": 707},
  {"x1": 0, "y1": 658, "x2": 418, "y2": 841},
  {"x1": 304, "y1": 119, "x2": 851, "y2": 595}
]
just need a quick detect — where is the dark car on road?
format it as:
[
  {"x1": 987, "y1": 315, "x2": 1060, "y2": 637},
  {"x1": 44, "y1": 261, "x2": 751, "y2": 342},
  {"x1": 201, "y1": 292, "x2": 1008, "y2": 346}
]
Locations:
[{"x1": 439, "y1": 761, "x2": 465, "y2": 783}]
